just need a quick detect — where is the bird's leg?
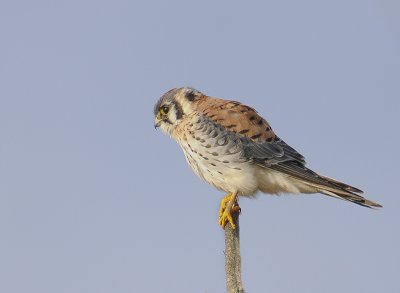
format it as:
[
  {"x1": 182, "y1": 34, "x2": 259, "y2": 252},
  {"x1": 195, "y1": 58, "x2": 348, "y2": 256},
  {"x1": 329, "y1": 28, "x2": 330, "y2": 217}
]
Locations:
[
  {"x1": 218, "y1": 193, "x2": 232, "y2": 219},
  {"x1": 218, "y1": 192, "x2": 240, "y2": 229}
]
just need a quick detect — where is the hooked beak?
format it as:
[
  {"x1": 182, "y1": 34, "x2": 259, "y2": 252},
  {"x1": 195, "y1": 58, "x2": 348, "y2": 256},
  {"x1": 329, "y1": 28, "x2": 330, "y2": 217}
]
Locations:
[{"x1": 154, "y1": 117, "x2": 161, "y2": 129}]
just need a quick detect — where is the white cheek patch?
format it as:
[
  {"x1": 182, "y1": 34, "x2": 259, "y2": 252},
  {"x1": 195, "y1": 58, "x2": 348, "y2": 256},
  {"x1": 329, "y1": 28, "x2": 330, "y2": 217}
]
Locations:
[
  {"x1": 160, "y1": 123, "x2": 174, "y2": 136},
  {"x1": 167, "y1": 110, "x2": 176, "y2": 124}
]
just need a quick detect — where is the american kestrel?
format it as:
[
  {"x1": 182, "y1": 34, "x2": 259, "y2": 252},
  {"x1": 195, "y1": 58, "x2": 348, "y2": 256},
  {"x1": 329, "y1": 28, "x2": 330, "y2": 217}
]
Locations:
[{"x1": 154, "y1": 87, "x2": 382, "y2": 229}]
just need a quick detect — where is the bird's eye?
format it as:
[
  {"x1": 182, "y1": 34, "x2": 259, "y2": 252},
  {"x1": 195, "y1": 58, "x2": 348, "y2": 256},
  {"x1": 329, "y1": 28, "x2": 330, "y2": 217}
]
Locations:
[{"x1": 160, "y1": 105, "x2": 169, "y2": 115}]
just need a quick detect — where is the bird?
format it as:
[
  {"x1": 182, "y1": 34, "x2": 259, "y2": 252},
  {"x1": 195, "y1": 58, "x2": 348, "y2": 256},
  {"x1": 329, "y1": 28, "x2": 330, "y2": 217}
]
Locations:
[{"x1": 154, "y1": 87, "x2": 382, "y2": 229}]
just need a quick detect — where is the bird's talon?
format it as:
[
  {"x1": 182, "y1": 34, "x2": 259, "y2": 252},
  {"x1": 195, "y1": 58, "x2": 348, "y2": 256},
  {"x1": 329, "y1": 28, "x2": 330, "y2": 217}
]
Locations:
[
  {"x1": 218, "y1": 194, "x2": 232, "y2": 218},
  {"x1": 219, "y1": 207, "x2": 237, "y2": 229},
  {"x1": 218, "y1": 192, "x2": 240, "y2": 229}
]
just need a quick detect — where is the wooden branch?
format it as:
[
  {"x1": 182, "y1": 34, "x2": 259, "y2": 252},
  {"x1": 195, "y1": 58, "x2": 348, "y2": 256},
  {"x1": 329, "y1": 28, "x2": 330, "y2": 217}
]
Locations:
[{"x1": 224, "y1": 211, "x2": 245, "y2": 293}]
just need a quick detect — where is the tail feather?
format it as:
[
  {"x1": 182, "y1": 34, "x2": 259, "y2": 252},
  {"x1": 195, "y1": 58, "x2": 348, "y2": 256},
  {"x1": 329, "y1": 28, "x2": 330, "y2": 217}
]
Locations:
[
  {"x1": 318, "y1": 174, "x2": 363, "y2": 194},
  {"x1": 318, "y1": 189, "x2": 382, "y2": 208},
  {"x1": 305, "y1": 176, "x2": 382, "y2": 208},
  {"x1": 270, "y1": 162, "x2": 382, "y2": 208}
]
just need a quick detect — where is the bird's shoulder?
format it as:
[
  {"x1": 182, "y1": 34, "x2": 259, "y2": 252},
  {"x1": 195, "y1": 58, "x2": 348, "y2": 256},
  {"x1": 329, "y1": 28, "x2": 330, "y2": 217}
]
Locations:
[{"x1": 193, "y1": 95, "x2": 276, "y2": 143}]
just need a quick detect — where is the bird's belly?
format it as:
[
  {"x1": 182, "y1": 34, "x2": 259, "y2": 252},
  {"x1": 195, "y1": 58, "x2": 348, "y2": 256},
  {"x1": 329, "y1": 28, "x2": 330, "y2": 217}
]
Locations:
[
  {"x1": 180, "y1": 142, "x2": 258, "y2": 195},
  {"x1": 256, "y1": 166, "x2": 317, "y2": 194}
]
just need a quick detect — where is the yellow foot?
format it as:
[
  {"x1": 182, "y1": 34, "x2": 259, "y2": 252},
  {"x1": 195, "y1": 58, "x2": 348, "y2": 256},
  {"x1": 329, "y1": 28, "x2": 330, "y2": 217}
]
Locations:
[
  {"x1": 218, "y1": 193, "x2": 240, "y2": 229},
  {"x1": 218, "y1": 193, "x2": 232, "y2": 219}
]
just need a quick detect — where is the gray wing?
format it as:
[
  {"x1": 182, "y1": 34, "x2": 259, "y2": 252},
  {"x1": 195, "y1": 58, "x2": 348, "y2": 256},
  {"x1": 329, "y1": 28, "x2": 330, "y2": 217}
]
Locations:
[
  {"x1": 241, "y1": 137, "x2": 363, "y2": 194},
  {"x1": 242, "y1": 136, "x2": 305, "y2": 166},
  {"x1": 205, "y1": 117, "x2": 380, "y2": 207}
]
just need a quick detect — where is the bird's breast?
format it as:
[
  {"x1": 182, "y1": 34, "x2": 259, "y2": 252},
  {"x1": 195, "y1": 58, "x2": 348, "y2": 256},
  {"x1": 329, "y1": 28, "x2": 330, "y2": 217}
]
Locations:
[{"x1": 176, "y1": 115, "x2": 259, "y2": 195}]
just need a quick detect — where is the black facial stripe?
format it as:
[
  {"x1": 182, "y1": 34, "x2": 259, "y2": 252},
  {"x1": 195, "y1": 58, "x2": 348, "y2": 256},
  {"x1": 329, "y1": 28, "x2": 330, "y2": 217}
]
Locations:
[{"x1": 173, "y1": 100, "x2": 183, "y2": 120}]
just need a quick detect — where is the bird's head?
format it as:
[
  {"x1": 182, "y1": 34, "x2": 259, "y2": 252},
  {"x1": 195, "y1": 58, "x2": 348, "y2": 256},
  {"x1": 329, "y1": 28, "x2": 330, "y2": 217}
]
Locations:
[{"x1": 154, "y1": 87, "x2": 203, "y2": 135}]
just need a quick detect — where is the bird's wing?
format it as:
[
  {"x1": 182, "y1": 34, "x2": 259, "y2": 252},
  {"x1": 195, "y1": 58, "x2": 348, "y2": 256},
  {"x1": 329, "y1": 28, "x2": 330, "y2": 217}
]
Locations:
[
  {"x1": 241, "y1": 137, "x2": 383, "y2": 207},
  {"x1": 194, "y1": 94, "x2": 381, "y2": 208},
  {"x1": 194, "y1": 96, "x2": 277, "y2": 142},
  {"x1": 242, "y1": 136, "x2": 363, "y2": 192},
  {"x1": 196, "y1": 98, "x2": 368, "y2": 196},
  {"x1": 193, "y1": 96, "x2": 305, "y2": 164}
]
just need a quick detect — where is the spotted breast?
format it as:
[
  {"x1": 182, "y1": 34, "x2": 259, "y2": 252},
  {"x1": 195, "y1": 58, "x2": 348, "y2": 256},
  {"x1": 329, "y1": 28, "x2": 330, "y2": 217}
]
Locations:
[{"x1": 173, "y1": 112, "x2": 260, "y2": 195}]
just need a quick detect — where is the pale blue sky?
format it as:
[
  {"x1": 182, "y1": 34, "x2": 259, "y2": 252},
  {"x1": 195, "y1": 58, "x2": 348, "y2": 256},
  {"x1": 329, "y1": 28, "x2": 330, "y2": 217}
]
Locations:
[{"x1": 0, "y1": 1, "x2": 399, "y2": 292}]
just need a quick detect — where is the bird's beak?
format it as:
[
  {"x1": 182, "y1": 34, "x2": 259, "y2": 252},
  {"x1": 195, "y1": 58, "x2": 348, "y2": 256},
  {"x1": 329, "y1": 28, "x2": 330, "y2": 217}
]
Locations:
[{"x1": 154, "y1": 118, "x2": 161, "y2": 129}]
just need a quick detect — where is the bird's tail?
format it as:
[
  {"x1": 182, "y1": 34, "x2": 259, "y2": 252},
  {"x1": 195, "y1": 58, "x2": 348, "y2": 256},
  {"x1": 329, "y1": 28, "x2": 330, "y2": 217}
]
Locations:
[
  {"x1": 270, "y1": 162, "x2": 382, "y2": 208},
  {"x1": 309, "y1": 174, "x2": 382, "y2": 208}
]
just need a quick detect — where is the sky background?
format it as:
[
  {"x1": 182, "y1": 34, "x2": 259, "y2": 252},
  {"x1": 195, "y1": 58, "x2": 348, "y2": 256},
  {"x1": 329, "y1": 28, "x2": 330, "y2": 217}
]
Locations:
[{"x1": 1, "y1": 0, "x2": 399, "y2": 292}]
